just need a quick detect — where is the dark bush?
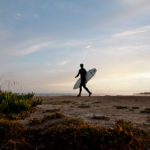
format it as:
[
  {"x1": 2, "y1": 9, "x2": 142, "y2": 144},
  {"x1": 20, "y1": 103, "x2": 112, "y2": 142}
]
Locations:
[{"x1": 0, "y1": 117, "x2": 149, "y2": 150}]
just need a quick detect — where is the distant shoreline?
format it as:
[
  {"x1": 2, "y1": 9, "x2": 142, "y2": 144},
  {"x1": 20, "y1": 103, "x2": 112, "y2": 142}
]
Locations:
[{"x1": 35, "y1": 93, "x2": 150, "y2": 97}]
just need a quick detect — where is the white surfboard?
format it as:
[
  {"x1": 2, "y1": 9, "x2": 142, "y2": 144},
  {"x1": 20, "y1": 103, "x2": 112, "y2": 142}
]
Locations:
[{"x1": 73, "y1": 68, "x2": 97, "y2": 89}]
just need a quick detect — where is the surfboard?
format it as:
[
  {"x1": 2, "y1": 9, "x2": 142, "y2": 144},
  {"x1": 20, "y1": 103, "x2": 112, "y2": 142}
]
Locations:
[{"x1": 73, "y1": 68, "x2": 97, "y2": 89}]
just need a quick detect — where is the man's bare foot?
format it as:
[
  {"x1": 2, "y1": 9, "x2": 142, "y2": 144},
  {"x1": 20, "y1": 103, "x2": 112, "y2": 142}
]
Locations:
[{"x1": 89, "y1": 92, "x2": 92, "y2": 97}]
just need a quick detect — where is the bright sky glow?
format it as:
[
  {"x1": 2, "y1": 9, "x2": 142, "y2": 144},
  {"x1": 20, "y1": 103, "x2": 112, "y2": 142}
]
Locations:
[{"x1": 0, "y1": 0, "x2": 150, "y2": 95}]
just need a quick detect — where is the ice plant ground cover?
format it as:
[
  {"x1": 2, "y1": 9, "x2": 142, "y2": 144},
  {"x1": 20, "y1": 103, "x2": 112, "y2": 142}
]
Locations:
[
  {"x1": 0, "y1": 92, "x2": 150, "y2": 150},
  {"x1": 0, "y1": 114, "x2": 150, "y2": 150}
]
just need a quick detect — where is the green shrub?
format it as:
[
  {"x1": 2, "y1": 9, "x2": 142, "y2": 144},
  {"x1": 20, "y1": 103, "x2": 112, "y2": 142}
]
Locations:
[
  {"x1": 0, "y1": 92, "x2": 34, "y2": 103},
  {"x1": 0, "y1": 91, "x2": 42, "y2": 119}
]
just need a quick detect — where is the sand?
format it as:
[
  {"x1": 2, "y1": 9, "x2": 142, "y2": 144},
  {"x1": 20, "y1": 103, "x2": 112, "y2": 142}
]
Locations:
[{"x1": 20, "y1": 96, "x2": 150, "y2": 129}]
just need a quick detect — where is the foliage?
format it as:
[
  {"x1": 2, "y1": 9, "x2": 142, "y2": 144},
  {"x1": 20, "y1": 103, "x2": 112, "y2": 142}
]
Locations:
[
  {"x1": 43, "y1": 108, "x2": 60, "y2": 113},
  {"x1": 140, "y1": 108, "x2": 150, "y2": 114},
  {"x1": 0, "y1": 117, "x2": 150, "y2": 150},
  {"x1": 132, "y1": 107, "x2": 139, "y2": 110},
  {"x1": 0, "y1": 91, "x2": 42, "y2": 119},
  {"x1": 0, "y1": 119, "x2": 34, "y2": 150},
  {"x1": 42, "y1": 112, "x2": 65, "y2": 122},
  {"x1": 91, "y1": 115, "x2": 110, "y2": 120},
  {"x1": 29, "y1": 112, "x2": 65, "y2": 125},
  {"x1": 29, "y1": 117, "x2": 41, "y2": 125},
  {"x1": 116, "y1": 119, "x2": 148, "y2": 137},
  {"x1": 78, "y1": 104, "x2": 90, "y2": 108},
  {"x1": 40, "y1": 118, "x2": 148, "y2": 150},
  {"x1": 114, "y1": 105, "x2": 128, "y2": 109},
  {"x1": 0, "y1": 91, "x2": 149, "y2": 150}
]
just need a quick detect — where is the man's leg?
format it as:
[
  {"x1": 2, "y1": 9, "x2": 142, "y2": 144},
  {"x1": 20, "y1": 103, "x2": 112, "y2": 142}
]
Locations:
[
  {"x1": 77, "y1": 85, "x2": 82, "y2": 96},
  {"x1": 83, "y1": 85, "x2": 92, "y2": 96}
]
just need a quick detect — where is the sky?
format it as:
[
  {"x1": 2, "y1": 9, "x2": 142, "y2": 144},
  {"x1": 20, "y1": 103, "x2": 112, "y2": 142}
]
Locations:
[{"x1": 0, "y1": 0, "x2": 150, "y2": 95}]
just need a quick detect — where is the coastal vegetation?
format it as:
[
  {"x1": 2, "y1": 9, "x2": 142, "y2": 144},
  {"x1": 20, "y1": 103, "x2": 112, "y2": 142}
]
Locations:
[
  {"x1": 0, "y1": 91, "x2": 150, "y2": 150},
  {"x1": 0, "y1": 91, "x2": 42, "y2": 119},
  {"x1": 0, "y1": 114, "x2": 150, "y2": 150}
]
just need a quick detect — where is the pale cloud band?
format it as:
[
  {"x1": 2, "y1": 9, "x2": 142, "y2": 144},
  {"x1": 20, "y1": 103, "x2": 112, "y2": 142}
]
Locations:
[
  {"x1": 0, "y1": 0, "x2": 150, "y2": 94},
  {"x1": 113, "y1": 26, "x2": 150, "y2": 37}
]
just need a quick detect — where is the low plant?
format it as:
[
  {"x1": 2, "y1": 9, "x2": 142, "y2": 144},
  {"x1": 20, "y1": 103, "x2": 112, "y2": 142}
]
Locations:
[
  {"x1": 132, "y1": 107, "x2": 139, "y2": 110},
  {"x1": 29, "y1": 117, "x2": 41, "y2": 125},
  {"x1": 0, "y1": 91, "x2": 42, "y2": 119},
  {"x1": 43, "y1": 108, "x2": 60, "y2": 113},
  {"x1": 42, "y1": 112, "x2": 65, "y2": 122},
  {"x1": 114, "y1": 105, "x2": 128, "y2": 109},
  {"x1": 140, "y1": 108, "x2": 150, "y2": 114},
  {"x1": 0, "y1": 119, "x2": 34, "y2": 150},
  {"x1": 78, "y1": 104, "x2": 90, "y2": 108},
  {"x1": 41, "y1": 119, "x2": 146, "y2": 150},
  {"x1": 0, "y1": 116, "x2": 150, "y2": 150},
  {"x1": 92, "y1": 101, "x2": 102, "y2": 104},
  {"x1": 92, "y1": 115, "x2": 110, "y2": 120}
]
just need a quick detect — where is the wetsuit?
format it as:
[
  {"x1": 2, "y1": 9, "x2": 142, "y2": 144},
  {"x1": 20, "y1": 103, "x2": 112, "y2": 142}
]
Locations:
[
  {"x1": 76, "y1": 68, "x2": 91, "y2": 96},
  {"x1": 79, "y1": 68, "x2": 87, "y2": 86}
]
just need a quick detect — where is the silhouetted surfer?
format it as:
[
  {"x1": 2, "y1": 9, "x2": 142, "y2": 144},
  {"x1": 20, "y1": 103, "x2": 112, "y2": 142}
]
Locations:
[{"x1": 75, "y1": 64, "x2": 92, "y2": 96}]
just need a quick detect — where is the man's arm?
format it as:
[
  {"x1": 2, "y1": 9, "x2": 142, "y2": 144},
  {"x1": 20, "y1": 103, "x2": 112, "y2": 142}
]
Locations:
[{"x1": 75, "y1": 70, "x2": 80, "y2": 78}]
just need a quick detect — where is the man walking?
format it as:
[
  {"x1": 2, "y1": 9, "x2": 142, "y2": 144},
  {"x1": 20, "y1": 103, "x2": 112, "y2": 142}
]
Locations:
[{"x1": 75, "y1": 64, "x2": 92, "y2": 96}]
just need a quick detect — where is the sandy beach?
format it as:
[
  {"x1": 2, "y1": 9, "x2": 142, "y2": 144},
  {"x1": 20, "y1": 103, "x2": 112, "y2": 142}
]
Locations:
[{"x1": 20, "y1": 96, "x2": 150, "y2": 130}]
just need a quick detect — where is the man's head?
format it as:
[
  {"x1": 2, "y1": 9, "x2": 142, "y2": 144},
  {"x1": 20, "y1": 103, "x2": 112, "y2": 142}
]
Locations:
[{"x1": 80, "y1": 64, "x2": 84, "y2": 68}]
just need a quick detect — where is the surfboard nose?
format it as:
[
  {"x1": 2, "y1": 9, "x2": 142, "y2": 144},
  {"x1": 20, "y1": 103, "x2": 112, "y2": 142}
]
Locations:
[{"x1": 93, "y1": 68, "x2": 97, "y2": 72}]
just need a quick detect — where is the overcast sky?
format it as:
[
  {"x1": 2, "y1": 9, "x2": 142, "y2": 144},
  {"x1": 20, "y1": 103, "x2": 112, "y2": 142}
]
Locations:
[{"x1": 0, "y1": 0, "x2": 150, "y2": 95}]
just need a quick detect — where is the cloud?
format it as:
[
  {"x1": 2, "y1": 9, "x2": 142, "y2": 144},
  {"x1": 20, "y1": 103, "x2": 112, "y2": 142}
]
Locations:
[
  {"x1": 0, "y1": 37, "x2": 90, "y2": 62},
  {"x1": 96, "y1": 0, "x2": 150, "y2": 31},
  {"x1": 57, "y1": 60, "x2": 70, "y2": 66},
  {"x1": 1, "y1": 23, "x2": 150, "y2": 94},
  {"x1": 13, "y1": 42, "x2": 50, "y2": 56},
  {"x1": 121, "y1": 0, "x2": 150, "y2": 5},
  {"x1": 85, "y1": 45, "x2": 91, "y2": 49},
  {"x1": 14, "y1": 13, "x2": 24, "y2": 20},
  {"x1": 113, "y1": 26, "x2": 150, "y2": 37}
]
